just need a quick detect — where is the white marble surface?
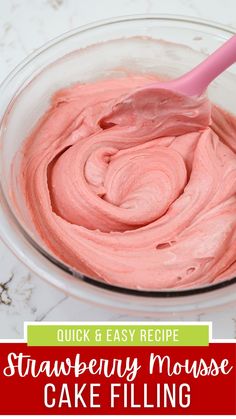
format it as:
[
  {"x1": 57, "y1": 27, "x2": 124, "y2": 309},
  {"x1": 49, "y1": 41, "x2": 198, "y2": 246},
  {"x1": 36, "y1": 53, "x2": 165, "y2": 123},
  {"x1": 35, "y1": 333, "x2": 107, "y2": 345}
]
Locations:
[{"x1": 0, "y1": 0, "x2": 236, "y2": 339}]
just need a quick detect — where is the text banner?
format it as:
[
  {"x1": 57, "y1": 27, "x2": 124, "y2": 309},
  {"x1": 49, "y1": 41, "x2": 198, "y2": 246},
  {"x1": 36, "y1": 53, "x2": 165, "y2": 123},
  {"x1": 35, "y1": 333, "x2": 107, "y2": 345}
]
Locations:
[{"x1": 27, "y1": 324, "x2": 209, "y2": 346}]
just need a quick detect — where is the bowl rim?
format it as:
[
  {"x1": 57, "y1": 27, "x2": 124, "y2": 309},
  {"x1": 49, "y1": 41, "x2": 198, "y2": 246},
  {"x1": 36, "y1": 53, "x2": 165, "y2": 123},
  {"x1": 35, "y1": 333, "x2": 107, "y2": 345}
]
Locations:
[
  {"x1": 0, "y1": 13, "x2": 236, "y2": 307},
  {"x1": 1, "y1": 13, "x2": 235, "y2": 91}
]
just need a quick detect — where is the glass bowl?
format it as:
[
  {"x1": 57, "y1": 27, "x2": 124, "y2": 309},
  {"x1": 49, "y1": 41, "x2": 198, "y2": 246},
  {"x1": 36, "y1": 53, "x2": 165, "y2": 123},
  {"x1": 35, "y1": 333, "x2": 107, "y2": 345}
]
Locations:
[{"x1": 0, "y1": 14, "x2": 236, "y2": 316}]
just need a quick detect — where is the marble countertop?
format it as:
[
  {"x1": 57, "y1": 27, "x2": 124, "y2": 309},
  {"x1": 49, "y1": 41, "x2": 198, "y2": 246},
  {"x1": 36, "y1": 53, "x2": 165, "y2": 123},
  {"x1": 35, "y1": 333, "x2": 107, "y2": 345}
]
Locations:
[{"x1": 0, "y1": 0, "x2": 236, "y2": 339}]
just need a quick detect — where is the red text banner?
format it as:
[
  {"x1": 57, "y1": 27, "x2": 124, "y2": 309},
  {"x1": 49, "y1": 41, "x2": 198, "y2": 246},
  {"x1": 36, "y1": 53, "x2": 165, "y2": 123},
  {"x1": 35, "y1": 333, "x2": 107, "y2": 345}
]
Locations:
[{"x1": 0, "y1": 342, "x2": 235, "y2": 415}]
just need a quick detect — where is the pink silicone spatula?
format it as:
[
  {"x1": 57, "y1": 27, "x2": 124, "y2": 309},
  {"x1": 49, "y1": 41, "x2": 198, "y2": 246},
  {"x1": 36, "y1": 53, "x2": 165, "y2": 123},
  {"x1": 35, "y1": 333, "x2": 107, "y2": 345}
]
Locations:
[
  {"x1": 100, "y1": 34, "x2": 236, "y2": 129},
  {"x1": 118, "y1": 33, "x2": 236, "y2": 102},
  {"x1": 155, "y1": 33, "x2": 236, "y2": 96}
]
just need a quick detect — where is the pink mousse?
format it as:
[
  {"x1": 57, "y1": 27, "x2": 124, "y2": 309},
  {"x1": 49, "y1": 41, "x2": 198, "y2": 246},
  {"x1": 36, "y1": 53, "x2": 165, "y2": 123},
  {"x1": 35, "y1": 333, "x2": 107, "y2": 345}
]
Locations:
[{"x1": 20, "y1": 75, "x2": 236, "y2": 290}]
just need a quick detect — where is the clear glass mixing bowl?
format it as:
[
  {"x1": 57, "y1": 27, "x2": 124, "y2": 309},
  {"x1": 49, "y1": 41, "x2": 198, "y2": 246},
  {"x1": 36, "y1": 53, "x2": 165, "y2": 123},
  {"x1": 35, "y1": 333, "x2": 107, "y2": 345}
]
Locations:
[{"x1": 0, "y1": 15, "x2": 236, "y2": 316}]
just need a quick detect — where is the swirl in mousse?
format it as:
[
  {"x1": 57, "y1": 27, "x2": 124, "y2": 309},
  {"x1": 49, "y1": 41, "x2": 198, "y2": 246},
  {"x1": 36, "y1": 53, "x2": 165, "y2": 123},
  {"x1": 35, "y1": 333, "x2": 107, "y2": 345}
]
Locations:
[{"x1": 20, "y1": 74, "x2": 236, "y2": 290}]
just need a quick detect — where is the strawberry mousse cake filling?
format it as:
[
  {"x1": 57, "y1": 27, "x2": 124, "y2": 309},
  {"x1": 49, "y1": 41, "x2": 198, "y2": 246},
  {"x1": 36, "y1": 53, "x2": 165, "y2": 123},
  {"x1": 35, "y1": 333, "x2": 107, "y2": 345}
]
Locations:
[{"x1": 20, "y1": 74, "x2": 236, "y2": 290}]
